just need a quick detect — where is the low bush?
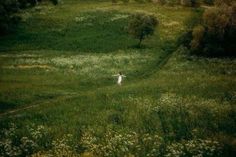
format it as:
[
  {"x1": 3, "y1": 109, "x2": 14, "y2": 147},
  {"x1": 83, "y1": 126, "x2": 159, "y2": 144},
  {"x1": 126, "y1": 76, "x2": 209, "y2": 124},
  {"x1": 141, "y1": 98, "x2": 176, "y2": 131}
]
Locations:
[
  {"x1": 180, "y1": 0, "x2": 199, "y2": 7},
  {"x1": 203, "y1": 0, "x2": 215, "y2": 5}
]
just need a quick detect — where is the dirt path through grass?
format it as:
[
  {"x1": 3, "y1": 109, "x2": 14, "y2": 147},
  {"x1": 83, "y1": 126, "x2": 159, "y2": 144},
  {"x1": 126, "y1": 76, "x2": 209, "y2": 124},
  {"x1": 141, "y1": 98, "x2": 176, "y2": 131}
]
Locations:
[
  {"x1": 0, "y1": 48, "x2": 175, "y2": 118},
  {"x1": 0, "y1": 94, "x2": 78, "y2": 118}
]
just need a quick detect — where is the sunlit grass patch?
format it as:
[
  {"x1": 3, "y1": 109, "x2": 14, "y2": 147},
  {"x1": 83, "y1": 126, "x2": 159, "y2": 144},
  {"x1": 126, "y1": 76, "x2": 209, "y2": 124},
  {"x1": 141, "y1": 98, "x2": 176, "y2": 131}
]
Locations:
[
  {"x1": 50, "y1": 51, "x2": 155, "y2": 76},
  {"x1": 0, "y1": 50, "x2": 157, "y2": 78}
]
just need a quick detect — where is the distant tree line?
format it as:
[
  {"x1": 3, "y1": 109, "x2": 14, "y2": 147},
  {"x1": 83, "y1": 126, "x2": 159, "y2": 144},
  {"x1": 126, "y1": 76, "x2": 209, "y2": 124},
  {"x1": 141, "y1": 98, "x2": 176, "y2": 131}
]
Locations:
[
  {"x1": 0, "y1": 0, "x2": 59, "y2": 35},
  {"x1": 111, "y1": 0, "x2": 215, "y2": 6},
  {"x1": 179, "y1": 0, "x2": 236, "y2": 57}
]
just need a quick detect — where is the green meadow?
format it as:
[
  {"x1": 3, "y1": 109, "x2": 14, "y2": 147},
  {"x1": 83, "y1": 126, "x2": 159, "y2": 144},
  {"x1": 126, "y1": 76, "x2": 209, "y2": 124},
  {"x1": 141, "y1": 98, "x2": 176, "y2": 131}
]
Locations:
[{"x1": 0, "y1": 1, "x2": 235, "y2": 157}]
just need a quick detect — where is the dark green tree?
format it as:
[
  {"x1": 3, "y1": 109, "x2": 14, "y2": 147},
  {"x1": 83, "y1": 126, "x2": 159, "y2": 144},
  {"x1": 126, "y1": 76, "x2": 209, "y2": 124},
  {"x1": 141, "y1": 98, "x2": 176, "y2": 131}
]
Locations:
[{"x1": 127, "y1": 13, "x2": 158, "y2": 47}]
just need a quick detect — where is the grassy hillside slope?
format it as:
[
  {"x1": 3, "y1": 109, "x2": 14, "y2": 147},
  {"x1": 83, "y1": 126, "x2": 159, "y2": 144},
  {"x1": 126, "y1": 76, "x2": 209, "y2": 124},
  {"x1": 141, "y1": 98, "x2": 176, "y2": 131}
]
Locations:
[{"x1": 0, "y1": 1, "x2": 235, "y2": 157}]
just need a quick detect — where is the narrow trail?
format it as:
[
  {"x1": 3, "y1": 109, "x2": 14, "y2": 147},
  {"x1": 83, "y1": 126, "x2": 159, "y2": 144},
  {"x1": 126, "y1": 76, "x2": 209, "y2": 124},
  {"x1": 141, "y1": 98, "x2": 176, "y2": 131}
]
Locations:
[{"x1": 0, "y1": 94, "x2": 78, "y2": 118}]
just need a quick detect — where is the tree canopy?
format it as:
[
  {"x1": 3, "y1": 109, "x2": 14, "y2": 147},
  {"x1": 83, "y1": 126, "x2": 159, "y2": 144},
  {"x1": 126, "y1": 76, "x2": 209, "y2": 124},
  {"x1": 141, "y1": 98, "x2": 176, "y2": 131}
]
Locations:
[
  {"x1": 128, "y1": 13, "x2": 158, "y2": 47},
  {"x1": 180, "y1": 0, "x2": 236, "y2": 57}
]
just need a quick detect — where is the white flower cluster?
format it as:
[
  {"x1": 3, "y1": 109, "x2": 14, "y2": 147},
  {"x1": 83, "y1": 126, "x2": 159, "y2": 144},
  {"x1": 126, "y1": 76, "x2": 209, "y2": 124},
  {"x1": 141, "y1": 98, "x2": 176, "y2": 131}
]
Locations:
[
  {"x1": 31, "y1": 134, "x2": 79, "y2": 157},
  {"x1": 0, "y1": 124, "x2": 50, "y2": 157},
  {"x1": 44, "y1": 134, "x2": 77, "y2": 157},
  {"x1": 159, "y1": 93, "x2": 182, "y2": 106},
  {"x1": 20, "y1": 136, "x2": 38, "y2": 155},
  {"x1": 165, "y1": 139, "x2": 222, "y2": 157},
  {"x1": 150, "y1": 93, "x2": 186, "y2": 114},
  {"x1": 0, "y1": 124, "x2": 224, "y2": 157},
  {"x1": 110, "y1": 14, "x2": 129, "y2": 21},
  {"x1": 80, "y1": 129, "x2": 163, "y2": 157},
  {"x1": 28, "y1": 125, "x2": 47, "y2": 140},
  {"x1": 0, "y1": 139, "x2": 22, "y2": 157},
  {"x1": 74, "y1": 15, "x2": 94, "y2": 23}
]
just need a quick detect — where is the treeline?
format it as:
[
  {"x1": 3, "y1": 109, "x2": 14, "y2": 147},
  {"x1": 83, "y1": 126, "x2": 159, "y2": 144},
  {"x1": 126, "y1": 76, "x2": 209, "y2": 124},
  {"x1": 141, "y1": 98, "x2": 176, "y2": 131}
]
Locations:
[
  {"x1": 111, "y1": 0, "x2": 215, "y2": 6},
  {"x1": 152, "y1": 0, "x2": 215, "y2": 6},
  {"x1": 180, "y1": 0, "x2": 236, "y2": 57},
  {"x1": 0, "y1": 0, "x2": 59, "y2": 35},
  {"x1": 17, "y1": 0, "x2": 59, "y2": 8}
]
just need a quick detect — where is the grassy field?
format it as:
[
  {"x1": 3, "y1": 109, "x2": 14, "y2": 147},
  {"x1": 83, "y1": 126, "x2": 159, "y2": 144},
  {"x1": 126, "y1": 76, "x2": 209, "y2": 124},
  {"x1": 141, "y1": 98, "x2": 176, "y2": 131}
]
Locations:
[{"x1": 0, "y1": 1, "x2": 236, "y2": 157}]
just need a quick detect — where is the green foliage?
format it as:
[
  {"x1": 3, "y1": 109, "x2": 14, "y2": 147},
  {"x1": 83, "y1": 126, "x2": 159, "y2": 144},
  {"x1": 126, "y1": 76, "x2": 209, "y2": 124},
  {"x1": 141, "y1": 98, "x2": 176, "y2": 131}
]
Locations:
[
  {"x1": 128, "y1": 13, "x2": 158, "y2": 47},
  {"x1": 0, "y1": 0, "x2": 20, "y2": 35},
  {"x1": 180, "y1": 0, "x2": 199, "y2": 7},
  {"x1": 0, "y1": 11, "x2": 135, "y2": 52},
  {"x1": 50, "y1": 0, "x2": 59, "y2": 5},
  {"x1": 203, "y1": 0, "x2": 215, "y2": 5},
  {"x1": 18, "y1": 0, "x2": 38, "y2": 8},
  {"x1": 180, "y1": 0, "x2": 236, "y2": 57},
  {"x1": 0, "y1": 0, "x2": 60, "y2": 36},
  {"x1": 18, "y1": 0, "x2": 59, "y2": 8}
]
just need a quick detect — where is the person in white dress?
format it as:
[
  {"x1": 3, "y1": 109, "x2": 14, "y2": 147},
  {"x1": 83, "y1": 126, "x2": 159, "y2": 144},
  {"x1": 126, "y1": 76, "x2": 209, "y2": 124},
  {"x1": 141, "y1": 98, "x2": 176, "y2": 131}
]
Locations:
[{"x1": 113, "y1": 72, "x2": 126, "y2": 85}]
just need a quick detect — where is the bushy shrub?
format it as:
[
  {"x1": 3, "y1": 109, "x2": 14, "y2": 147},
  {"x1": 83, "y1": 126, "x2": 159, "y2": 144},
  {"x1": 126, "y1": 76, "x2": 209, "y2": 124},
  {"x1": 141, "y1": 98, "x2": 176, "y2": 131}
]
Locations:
[
  {"x1": 18, "y1": 0, "x2": 30, "y2": 8},
  {"x1": 18, "y1": 0, "x2": 38, "y2": 8},
  {"x1": 50, "y1": 0, "x2": 59, "y2": 5},
  {"x1": 180, "y1": 0, "x2": 236, "y2": 57},
  {"x1": 152, "y1": 0, "x2": 200, "y2": 7},
  {"x1": 203, "y1": 0, "x2": 214, "y2": 5},
  {"x1": 180, "y1": 0, "x2": 199, "y2": 7}
]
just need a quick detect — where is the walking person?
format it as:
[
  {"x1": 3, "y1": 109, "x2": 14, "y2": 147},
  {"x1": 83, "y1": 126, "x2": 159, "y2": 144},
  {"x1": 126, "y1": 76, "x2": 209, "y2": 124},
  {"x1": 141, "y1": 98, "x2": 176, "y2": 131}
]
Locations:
[{"x1": 113, "y1": 72, "x2": 126, "y2": 85}]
